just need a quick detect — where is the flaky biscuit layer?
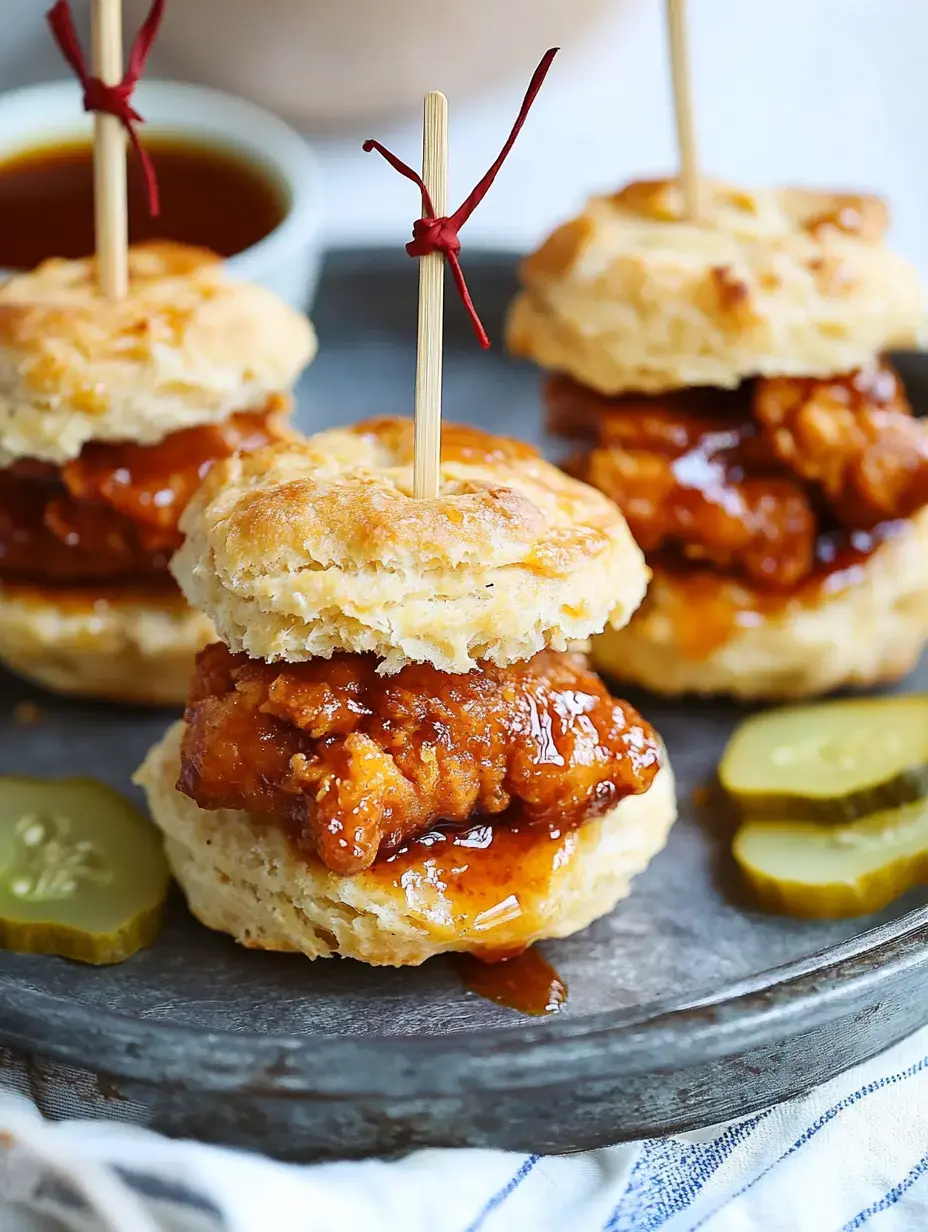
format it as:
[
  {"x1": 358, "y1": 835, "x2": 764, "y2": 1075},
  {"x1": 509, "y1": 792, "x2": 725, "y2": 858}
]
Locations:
[
  {"x1": 507, "y1": 178, "x2": 927, "y2": 394},
  {"x1": 0, "y1": 583, "x2": 215, "y2": 705},
  {"x1": 0, "y1": 242, "x2": 316, "y2": 465},
  {"x1": 172, "y1": 417, "x2": 649, "y2": 673}
]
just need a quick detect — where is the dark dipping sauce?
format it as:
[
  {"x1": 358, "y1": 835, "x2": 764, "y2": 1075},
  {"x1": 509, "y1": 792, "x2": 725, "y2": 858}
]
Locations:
[{"x1": 0, "y1": 136, "x2": 287, "y2": 269}]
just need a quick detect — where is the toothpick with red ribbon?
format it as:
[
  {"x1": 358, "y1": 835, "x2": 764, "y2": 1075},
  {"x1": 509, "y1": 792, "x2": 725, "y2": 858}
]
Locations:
[
  {"x1": 46, "y1": 0, "x2": 165, "y2": 299},
  {"x1": 364, "y1": 48, "x2": 558, "y2": 499}
]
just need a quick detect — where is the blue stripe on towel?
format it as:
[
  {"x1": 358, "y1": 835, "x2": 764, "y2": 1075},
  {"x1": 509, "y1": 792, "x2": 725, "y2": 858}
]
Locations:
[
  {"x1": 604, "y1": 1110, "x2": 773, "y2": 1232},
  {"x1": 116, "y1": 1168, "x2": 225, "y2": 1222},
  {"x1": 462, "y1": 1154, "x2": 540, "y2": 1232},
  {"x1": 691, "y1": 1053, "x2": 928, "y2": 1231},
  {"x1": 36, "y1": 1167, "x2": 225, "y2": 1228},
  {"x1": 840, "y1": 1151, "x2": 928, "y2": 1230}
]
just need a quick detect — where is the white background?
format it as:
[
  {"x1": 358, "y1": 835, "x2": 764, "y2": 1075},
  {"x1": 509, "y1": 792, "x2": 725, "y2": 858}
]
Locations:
[{"x1": 4, "y1": 1, "x2": 927, "y2": 272}]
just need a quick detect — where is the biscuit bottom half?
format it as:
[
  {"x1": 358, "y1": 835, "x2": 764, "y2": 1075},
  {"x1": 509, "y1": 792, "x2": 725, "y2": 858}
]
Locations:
[
  {"x1": 135, "y1": 722, "x2": 677, "y2": 967},
  {"x1": 0, "y1": 582, "x2": 215, "y2": 706},
  {"x1": 592, "y1": 506, "x2": 928, "y2": 700}
]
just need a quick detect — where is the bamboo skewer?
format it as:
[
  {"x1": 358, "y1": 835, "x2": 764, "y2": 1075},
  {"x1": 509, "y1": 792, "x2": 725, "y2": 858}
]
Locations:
[
  {"x1": 364, "y1": 53, "x2": 557, "y2": 493},
  {"x1": 666, "y1": 0, "x2": 700, "y2": 222},
  {"x1": 91, "y1": 0, "x2": 128, "y2": 299},
  {"x1": 413, "y1": 91, "x2": 449, "y2": 501}
]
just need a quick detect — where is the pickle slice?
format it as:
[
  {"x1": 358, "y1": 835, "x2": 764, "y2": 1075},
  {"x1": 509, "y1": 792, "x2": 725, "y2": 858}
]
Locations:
[
  {"x1": 0, "y1": 778, "x2": 169, "y2": 964},
  {"x1": 733, "y1": 800, "x2": 928, "y2": 918},
  {"x1": 719, "y1": 697, "x2": 928, "y2": 822}
]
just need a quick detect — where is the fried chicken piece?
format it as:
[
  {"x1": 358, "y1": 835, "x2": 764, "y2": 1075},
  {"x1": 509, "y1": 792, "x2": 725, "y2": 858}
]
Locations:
[
  {"x1": 547, "y1": 376, "x2": 817, "y2": 588},
  {"x1": 61, "y1": 405, "x2": 286, "y2": 535},
  {"x1": 0, "y1": 404, "x2": 287, "y2": 583},
  {"x1": 0, "y1": 464, "x2": 172, "y2": 581},
  {"x1": 179, "y1": 643, "x2": 662, "y2": 876},
  {"x1": 754, "y1": 362, "x2": 928, "y2": 528}
]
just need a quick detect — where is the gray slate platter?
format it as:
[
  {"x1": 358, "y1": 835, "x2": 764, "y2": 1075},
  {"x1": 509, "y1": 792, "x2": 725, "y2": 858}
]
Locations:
[{"x1": 1, "y1": 250, "x2": 928, "y2": 1159}]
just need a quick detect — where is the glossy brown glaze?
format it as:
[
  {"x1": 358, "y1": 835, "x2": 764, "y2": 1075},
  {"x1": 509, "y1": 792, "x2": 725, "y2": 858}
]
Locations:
[
  {"x1": 0, "y1": 576, "x2": 183, "y2": 611},
  {"x1": 754, "y1": 365, "x2": 928, "y2": 528},
  {"x1": 546, "y1": 361, "x2": 922, "y2": 598},
  {"x1": 548, "y1": 374, "x2": 818, "y2": 588},
  {"x1": 454, "y1": 950, "x2": 567, "y2": 1016},
  {"x1": 0, "y1": 403, "x2": 287, "y2": 584},
  {"x1": 0, "y1": 137, "x2": 285, "y2": 270},
  {"x1": 648, "y1": 522, "x2": 905, "y2": 658},
  {"x1": 179, "y1": 643, "x2": 662, "y2": 875},
  {"x1": 367, "y1": 815, "x2": 582, "y2": 944}
]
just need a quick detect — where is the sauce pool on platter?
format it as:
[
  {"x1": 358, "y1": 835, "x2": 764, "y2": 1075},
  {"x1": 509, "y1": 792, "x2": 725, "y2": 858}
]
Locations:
[{"x1": 453, "y1": 950, "x2": 568, "y2": 1016}]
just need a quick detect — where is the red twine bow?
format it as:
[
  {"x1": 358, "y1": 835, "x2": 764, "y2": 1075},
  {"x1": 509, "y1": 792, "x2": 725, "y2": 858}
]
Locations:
[
  {"x1": 363, "y1": 47, "x2": 559, "y2": 348},
  {"x1": 46, "y1": 0, "x2": 165, "y2": 216}
]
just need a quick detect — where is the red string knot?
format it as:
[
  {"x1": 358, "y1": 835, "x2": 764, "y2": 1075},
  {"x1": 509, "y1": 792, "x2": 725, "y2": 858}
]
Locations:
[
  {"x1": 45, "y1": 0, "x2": 165, "y2": 217},
  {"x1": 80, "y1": 78, "x2": 142, "y2": 124},
  {"x1": 363, "y1": 47, "x2": 558, "y2": 349},
  {"x1": 407, "y1": 216, "x2": 462, "y2": 260}
]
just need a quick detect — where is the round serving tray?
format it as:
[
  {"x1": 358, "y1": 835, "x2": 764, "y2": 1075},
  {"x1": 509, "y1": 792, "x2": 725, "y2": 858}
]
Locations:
[{"x1": 2, "y1": 250, "x2": 927, "y2": 1159}]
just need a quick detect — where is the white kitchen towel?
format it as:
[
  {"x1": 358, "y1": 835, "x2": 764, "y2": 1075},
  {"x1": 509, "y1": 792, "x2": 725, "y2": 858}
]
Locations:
[{"x1": 2, "y1": 1021, "x2": 928, "y2": 1232}]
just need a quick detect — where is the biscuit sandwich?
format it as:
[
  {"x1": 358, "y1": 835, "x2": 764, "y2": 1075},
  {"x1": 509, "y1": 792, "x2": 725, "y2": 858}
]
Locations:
[
  {"x1": 0, "y1": 242, "x2": 316, "y2": 704},
  {"x1": 508, "y1": 178, "x2": 928, "y2": 699},
  {"x1": 135, "y1": 417, "x2": 677, "y2": 966}
]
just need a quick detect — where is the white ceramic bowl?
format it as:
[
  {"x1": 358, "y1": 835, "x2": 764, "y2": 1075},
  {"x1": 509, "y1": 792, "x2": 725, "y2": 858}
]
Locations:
[
  {"x1": 0, "y1": 79, "x2": 323, "y2": 311},
  {"x1": 133, "y1": 0, "x2": 611, "y2": 129}
]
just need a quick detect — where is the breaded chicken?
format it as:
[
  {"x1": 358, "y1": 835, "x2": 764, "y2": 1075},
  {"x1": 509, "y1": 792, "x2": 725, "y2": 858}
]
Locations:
[
  {"x1": 179, "y1": 642, "x2": 662, "y2": 875},
  {"x1": 754, "y1": 362, "x2": 928, "y2": 528},
  {"x1": 548, "y1": 376, "x2": 816, "y2": 587},
  {"x1": 0, "y1": 404, "x2": 286, "y2": 582}
]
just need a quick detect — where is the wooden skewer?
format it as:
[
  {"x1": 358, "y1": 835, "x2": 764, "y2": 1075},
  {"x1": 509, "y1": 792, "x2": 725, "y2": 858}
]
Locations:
[
  {"x1": 413, "y1": 91, "x2": 449, "y2": 501},
  {"x1": 666, "y1": 0, "x2": 700, "y2": 222},
  {"x1": 91, "y1": 0, "x2": 128, "y2": 299}
]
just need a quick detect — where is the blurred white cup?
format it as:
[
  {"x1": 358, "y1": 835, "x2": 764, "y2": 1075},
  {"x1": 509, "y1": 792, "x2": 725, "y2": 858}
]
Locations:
[{"x1": 128, "y1": 0, "x2": 610, "y2": 128}]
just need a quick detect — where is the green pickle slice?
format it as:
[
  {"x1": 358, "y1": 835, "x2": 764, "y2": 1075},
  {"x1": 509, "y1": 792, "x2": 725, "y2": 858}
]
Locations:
[
  {"x1": 719, "y1": 697, "x2": 928, "y2": 822},
  {"x1": 733, "y1": 800, "x2": 928, "y2": 919},
  {"x1": 0, "y1": 777, "x2": 169, "y2": 964}
]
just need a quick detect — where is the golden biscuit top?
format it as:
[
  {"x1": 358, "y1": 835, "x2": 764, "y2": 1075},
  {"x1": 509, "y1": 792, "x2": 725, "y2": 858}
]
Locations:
[
  {"x1": 523, "y1": 180, "x2": 890, "y2": 285},
  {"x1": 0, "y1": 242, "x2": 316, "y2": 465},
  {"x1": 614, "y1": 179, "x2": 883, "y2": 238},
  {"x1": 508, "y1": 178, "x2": 926, "y2": 395},
  {"x1": 183, "y1": 417, "x2": 624, "y2": 583},
  {"x1": 172, "y1": 416, "x2": 648, "y2": 673}
]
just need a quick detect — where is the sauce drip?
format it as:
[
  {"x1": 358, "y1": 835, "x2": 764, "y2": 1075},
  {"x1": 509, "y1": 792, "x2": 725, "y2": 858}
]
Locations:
[
  {"x1": 360, "y1": 815, "x2": 596, "y2": 985},
  {"x1": 651, "y1": 521, "x2": 904, "y2": 659},
  {"x1": 372, "y1": 817, "x2": 581, "y2": 940},
  {"x1": 454, "y1": 950, "x2": 567, "y2": 1016},
  {"x1": 0, "y1": 137, "x2": 286, "y2": 269}
]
